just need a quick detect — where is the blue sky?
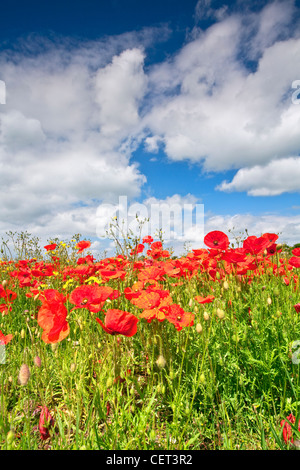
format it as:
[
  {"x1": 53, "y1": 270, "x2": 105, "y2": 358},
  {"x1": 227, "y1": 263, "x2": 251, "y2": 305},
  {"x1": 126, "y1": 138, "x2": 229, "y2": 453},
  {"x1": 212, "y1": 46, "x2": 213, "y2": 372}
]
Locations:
[{"x1": 0, "y1": 0, "x2": 300, "y2": 255}]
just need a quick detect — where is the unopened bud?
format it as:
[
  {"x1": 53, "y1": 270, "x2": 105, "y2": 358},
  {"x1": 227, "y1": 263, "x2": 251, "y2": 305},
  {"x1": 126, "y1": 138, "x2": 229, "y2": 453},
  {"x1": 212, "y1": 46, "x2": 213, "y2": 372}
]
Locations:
[
  {"x1": 18, "y1": 363, "x2": 30, "y2": 386},
  {"x1": 106, "y1": 377, "x2": 113, "y2": 388},
  {"x1": 2, "y1": 279, "x2": 8, "y2": 288},
  {"x1": 6, "y1": 430, "x2": 15, "y2": 446},
  {"x1": 223, "y1": 281, "x2": 229, "y2": 290},
  {"x1": 203, "y1": 311, "x2": 210, "y2": 321},
  {"x1": 267, "y1": 297, "x2": 272, "y2": 305},
  {"x1": 196, "y1": 323, "x2": 203, "y2": 334},
  {"x1": 34, "y1": 356, "x2": 41, "y2": 367},
  {"x1": 156, "y1": 354, "x2": 166, "y2": 369},
  {"x1": 216, "y1": 308, "x2": 225, "y2": 319},
  {"x1": 199, "y1": 373, "x2": 206, "y2": 384},
  {"x1": 34, "y1": 293, "x2": 40, "y2": 301},
  {"x1": 20, "y1": 329, "x2": 25, "y2": 339},
  {"x1": 70, "y1": 363, "x2": 76, "y2": 372}
]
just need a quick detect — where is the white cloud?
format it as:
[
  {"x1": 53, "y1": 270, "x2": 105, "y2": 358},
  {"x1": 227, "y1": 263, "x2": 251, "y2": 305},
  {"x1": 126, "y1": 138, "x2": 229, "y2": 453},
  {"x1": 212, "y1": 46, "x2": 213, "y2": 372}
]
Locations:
[
  {"x1": 143, "y1": 1, "x2": 300, "y2": 172},
  {"x1": 217, "y1": 157, "x2": 300, "y2": 196}
]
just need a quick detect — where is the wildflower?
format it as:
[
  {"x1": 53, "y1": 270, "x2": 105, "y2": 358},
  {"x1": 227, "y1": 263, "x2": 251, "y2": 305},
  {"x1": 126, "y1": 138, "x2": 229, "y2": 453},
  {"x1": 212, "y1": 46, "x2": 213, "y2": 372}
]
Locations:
[
  {"x1": 96, "y1": 309, "x2": 138, "y2": 337},
  {"x1": 194, "y1": 295, "x2": 215, "y2": 304},
  {"x1": 243, "y1": 235, "x2": 270, "y2": 255},
  {"x1": 44, "y1": 244, "x2": 57, "y2": 251},
  {"x1": 163, "y1": 304, "x2": 195, "y2": 331},
  {"x1": 294, "y1": 303, "x2": 300, "y2": 313},
  {"x1": 289, "y1": 257, "x2": 300, "y2": 268},
  {"x1": 76, "y1": 240, "x2": 91, "y2": 253},
  {"x1": 280, "y1": 414, "x2": 300, "y2": 444},
  {"x1": 204, "y1": 231, "x2": 229, "y2": 251},
  {"x1": 18, "y1": 364, "x2": 30, "y2": 386},
  {"x1": 0, "y1": 330, "x2": 13, "y2": 345},
  {"x1": 37, "y1": 289, "x2": 69, "y2": 344},
  {"x1": 38, "y1": 406, "x2": 54, "y2": 440},
  {"x1": 69, "y1": 284, "x2": 117, "y2": 313},
  {"x1": 143, "y1": 236, "x2": 153, "y2": 244}
]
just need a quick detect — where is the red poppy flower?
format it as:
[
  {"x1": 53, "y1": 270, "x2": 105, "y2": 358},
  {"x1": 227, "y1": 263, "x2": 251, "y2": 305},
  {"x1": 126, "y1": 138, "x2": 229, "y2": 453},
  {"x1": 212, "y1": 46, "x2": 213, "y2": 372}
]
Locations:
[
  {"x1": 292, "y1": 248, "x2": 300, "y2": 257},
  {"x1": 163, "y1": 304, "x2": 195, "y2": 331},
  {"x1": 44, "y1": 244, "x2": 57, "y2": 251},
  {"x1": 130, "y1": 244, "x2": 145, "y2": 256},
  {"x1": 261, "y1": 233, "x2": 279, "y2": 246},
  {"x1": 69, "y1": 284, "x2": 116, "y2": 313},
  {"x1": 96, "y1": 309, "x2": 138, "y2": 337},
  {"x1": 0, "y1": 330, "x2": 13, "y2": 345},
  {"x1": 76, "y1": 240, "x2": 91, "y2": 253},
  {"x1": 243, "y1": 236, "x2": 269, "y2": 255},
  {"x1": 37, "y1": 289, "x2": 69, "y2": 344},
  {"x1": 280, "y1": 414, "x2": 300, "y2": 444},
  {"x1": 294, "y1": 303, "x2": 300, "y2": 313},
  {"x1": 204, "y1": 231, "x2": 229, "y2": 250},
  {"x1": 143, "y1": 236, "x2": 153, "y2": 244},
  {"x1": 289, "y1": 257, "x2": 300, "y2": 268},
  {"x1": 38, "y1": 406, "x2": 54, "y2": 440},
  {"x1": 194, "y1": 295, "x2": 215, "y2": 304}
]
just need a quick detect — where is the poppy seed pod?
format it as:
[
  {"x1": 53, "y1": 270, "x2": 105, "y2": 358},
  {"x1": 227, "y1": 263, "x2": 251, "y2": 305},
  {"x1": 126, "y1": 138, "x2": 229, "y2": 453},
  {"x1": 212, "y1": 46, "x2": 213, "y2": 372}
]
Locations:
[{"x1": 18, "y1": 363, "x2": 30, "y2": 385}]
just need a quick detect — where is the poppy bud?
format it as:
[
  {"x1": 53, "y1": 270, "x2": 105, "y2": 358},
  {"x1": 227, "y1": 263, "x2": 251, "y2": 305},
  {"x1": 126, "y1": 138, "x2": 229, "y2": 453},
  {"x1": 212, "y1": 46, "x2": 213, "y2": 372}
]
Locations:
[
  {"x1": 199, "y1": 373, "x2": 206, "y2": 384},
  {"x1": 216, "y1": 308, "x2": 225, "y2": 319},
  {"x1": 203, "y1": 311, "x2": 210, "y2": 321},
  {"x1": 70, "y1": 363, "x2": 76, "y2": 373},
  {"x1": 106, "y1": 377, "x2": 113, "y2": 388},
  {"x1": 156, "y1": 354, "x2": 166, "y2": 369},
  {"x1": 34, "y1": 356, "x2": 41, "y2": 367},
  {"x1": 223, "y1": 281, "x2": 229, "y2": 290},
  {"x1": 18, "y1": 363, "x2": 30, "y2": 386},
  {"x1": 2, "y1": 279, "x2": 8, "y2": 288},
  {"x1": 6, "y1": 430, "x2": 15, "y2": 446},
  {"x1": 20, "y1": 329, "x2": 25, "y2": 339},
  {"x1": 267, "y1": 297, "x2": 272, "y2": 305},
  {"x1": 196, "y1": 323, "x2": 203, "y2": 334}
]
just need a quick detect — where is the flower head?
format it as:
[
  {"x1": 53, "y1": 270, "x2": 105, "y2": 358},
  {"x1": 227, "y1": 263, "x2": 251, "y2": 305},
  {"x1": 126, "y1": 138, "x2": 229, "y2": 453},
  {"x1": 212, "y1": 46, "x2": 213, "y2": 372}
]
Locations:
[
  {"x1": 204, "y1": 231, "x2": 229, "y2": 251},
  {"x1": 38, "y1": 406, "x2": 54, "y2": 440},
  {"x1": 96, "y1": 309, "x2": 138, "y2": 337}
]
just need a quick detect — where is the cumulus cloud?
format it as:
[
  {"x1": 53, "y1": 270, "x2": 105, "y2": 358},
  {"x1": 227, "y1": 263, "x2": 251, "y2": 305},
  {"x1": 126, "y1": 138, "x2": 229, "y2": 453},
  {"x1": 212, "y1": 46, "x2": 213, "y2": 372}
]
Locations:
[
  {"x1": 216, "y1": 157, "x2": 300, "y2": 196},
  {"x1": 143, "y1": 0, "x2": 300, "y2": 171},
  {"x1": 0, "y1": 36, "x2": 152, "y2": 239}
]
